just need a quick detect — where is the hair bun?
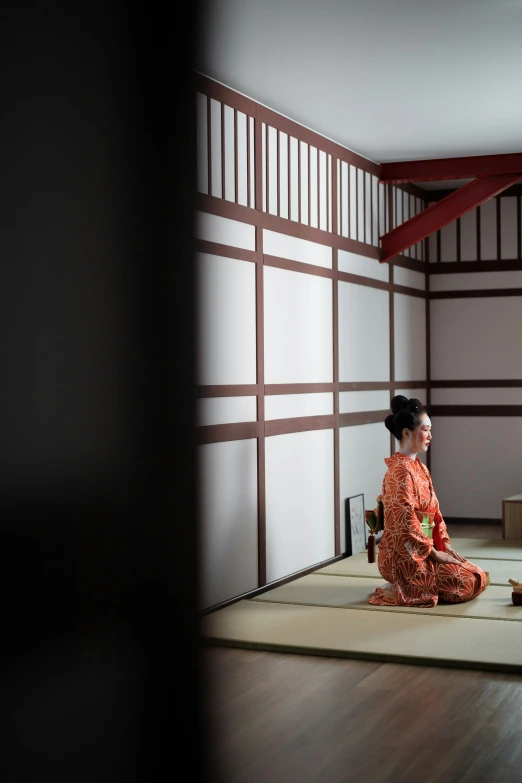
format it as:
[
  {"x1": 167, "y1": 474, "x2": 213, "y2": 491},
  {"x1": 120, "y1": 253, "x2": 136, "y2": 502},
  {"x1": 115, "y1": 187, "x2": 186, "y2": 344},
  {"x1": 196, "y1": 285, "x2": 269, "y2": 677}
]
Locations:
[
  {"x1": 390, "y1": 395, "x2": 409, "y2": 415},
  {"x1": 384, "y1": 414, "x2": 396, "y2": 436}
]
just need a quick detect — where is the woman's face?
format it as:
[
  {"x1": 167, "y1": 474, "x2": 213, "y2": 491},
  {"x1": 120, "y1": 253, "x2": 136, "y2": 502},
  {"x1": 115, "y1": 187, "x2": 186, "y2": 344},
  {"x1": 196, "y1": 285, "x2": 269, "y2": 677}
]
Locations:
[{"x1": 403, "y1": 413, "x2": 432, "y2": 452}]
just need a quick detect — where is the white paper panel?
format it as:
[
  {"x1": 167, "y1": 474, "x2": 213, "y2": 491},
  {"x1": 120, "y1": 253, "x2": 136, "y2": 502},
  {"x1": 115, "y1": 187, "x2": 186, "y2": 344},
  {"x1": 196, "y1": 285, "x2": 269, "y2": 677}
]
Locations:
[
  {"x1": 431, "y1": 388, "x2": 522, "y2": 405},
  {"x1": 196, "y1": 92, "x2": 208, "y2": 194},
  {"x1": 372, "y1": 175, "x2": 379, "y2": 247},
  {"x1": 338, "y1": 283, "x2": 390, "y2": 382},
  {"x1": 264, "y1": 266, "x2": 333, "y2": 383},
  {"x1": 310, "y1": 146, "x2": 318, "y2": 229},
  {"x1": 365, "y1": 172, "x2": 372, "y2": 245},
  {"x1": 416, "y1": 198, "x2": 423, "y2": 260},
  {"x1": 341, "y1": 161, "x2": 349, "y2": 238},
  {"x1": 265, "y1": 393, "x2": 333, "y2": 420},
  {"x1": 279, "y1": 131, "x2": 289, "y2": 220},
  {"x1": 263, "y1": 230, "x2": 332, "y2": 268},
  {"x1": 197, "y1": 252, "x2": 257, "y2": 384},
  {"x1": 339, "y1": 390, "x2": 390, "y2": 414},
  {"x1": 430, "y1": 418, "x2": 522, "y2": 518},
  {"x1": 210, "y1": 98, "x2": 222, "y2": 199},
  {"x1": 440, "y1": 220, "x2": 457, "y2": 262},
  {"x1": 268, "y1": 126, "x2": 278, "y2": 216},
  {"x1": 501, "y1": 197, "x2": 518, "y2": 259},
  {"x1": 428, "y1": 231, "x2": 438, "y2": 263},
  {"x1": 300, "y1": 141, "x2": 309, "y2": 225},
  {"x1": 460, "y1": 209, "x2": 477, "y2": 261},
  {"x1": 393, "y1": 266, "x2": 426, "y2": 291},
  {"x1": 379, "y1": 183, "x2": 386, "y2": 236},
  {"x1": 319, "y1": 152, "x2": 328, "y2": 231},
  {"x1": 357, "y1": 170, "x2": 365, "y2": 240},
  {"x1": 265, "y1": 429, "x2": 334, "y2": 583},
  {"x1": 290, "y1": 136, "x2": 299, "y2": 222},
  {"x1": 224, "y1": 104, "x2": 235, "y2": 202},
  {"x1": 350, "y1": 166, "x2": 357, "y2": 239},
  {"x1": 197, "y1": 396, "x2": 257, "y2": 426},
  {"x1": 480, "y1": 198, "x2": 497, "y2": 260},
  {"x1": 430, "y1": 270, "x2": 522, "y2": 291},
  {"x1": 195, "y1": 211, "x2": 255, "y2": 251},
  {"x1": 402, "y1": 193, "x2": 410, "y2": 256},
  {"x1": 395, "y1": 187, "x2": 402, "y2": 227},
  {"x1": 338, "y1": 250, "x2": 389, "y2": 282},
  {"x1": 394, "y1": 294, "x2": 426, "y2": 382},
  {"x1": 430, "y1": 297, "x2": 522, "y2": 379},
  {"x1": 236, "y1": 111, "x2": 248, "y2": 207},
  {"x1": 339, "y1": 423, "x2": 390, "y2": 553},
  {"x1": 199, "y1": 439, "x2": 258, "y2": 609}
]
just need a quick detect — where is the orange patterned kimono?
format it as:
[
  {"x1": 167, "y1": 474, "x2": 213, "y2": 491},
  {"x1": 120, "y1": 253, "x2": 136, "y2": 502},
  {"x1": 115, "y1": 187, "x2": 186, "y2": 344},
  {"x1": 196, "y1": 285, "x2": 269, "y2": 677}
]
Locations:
[{"x1": 368, "y1": 453, "x2": 486, "y2": 608}]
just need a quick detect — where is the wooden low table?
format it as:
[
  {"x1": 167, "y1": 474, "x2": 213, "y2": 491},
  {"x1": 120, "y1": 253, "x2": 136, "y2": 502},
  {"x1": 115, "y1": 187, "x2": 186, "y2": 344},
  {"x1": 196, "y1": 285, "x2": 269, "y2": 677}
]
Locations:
[{"x1": 502, "y1": 493, "x2": 522, "y2": 540}]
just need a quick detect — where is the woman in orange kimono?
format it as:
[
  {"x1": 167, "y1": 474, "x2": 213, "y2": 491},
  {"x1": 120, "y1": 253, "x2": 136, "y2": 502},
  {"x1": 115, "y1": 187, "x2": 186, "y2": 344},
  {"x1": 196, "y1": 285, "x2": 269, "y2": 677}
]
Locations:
[{"x1": 368, "y1": 396, "x2": 487, "y2": 608}]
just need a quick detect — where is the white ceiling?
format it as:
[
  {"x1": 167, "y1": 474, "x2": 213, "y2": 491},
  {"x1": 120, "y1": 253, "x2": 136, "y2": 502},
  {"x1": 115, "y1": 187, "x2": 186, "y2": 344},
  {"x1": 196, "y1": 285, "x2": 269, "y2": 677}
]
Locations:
[{"x1": 198, "y1": 0, "x2": 522, "y2": 188}]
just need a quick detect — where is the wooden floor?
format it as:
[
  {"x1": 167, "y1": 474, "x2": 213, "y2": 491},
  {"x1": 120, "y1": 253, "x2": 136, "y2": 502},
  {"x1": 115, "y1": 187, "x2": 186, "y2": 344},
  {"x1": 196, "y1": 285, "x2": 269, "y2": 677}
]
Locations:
[{"x1": 205, "y1": 523, "x2": 522, "y2": 783}]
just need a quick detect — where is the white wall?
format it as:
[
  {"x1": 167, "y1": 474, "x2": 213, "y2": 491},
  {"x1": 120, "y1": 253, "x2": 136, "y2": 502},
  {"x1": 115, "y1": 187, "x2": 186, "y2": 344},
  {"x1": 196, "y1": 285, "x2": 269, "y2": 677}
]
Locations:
[
  {"x1": 429, "y1": 192, "x2": 522, "y2": 519},
  {"x1": 196, "y1": 81, "x2": 429, "y2": 608}
]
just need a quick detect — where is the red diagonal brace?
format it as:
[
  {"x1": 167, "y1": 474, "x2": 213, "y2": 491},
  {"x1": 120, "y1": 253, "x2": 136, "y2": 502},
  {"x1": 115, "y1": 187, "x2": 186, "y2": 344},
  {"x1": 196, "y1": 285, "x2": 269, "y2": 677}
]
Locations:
[
  {"x1": 380, "y1": 152, "x2": 522, "y2": 184},
  {"x1": 380, "y1": 173, "x2": 522, "y2": 264}
]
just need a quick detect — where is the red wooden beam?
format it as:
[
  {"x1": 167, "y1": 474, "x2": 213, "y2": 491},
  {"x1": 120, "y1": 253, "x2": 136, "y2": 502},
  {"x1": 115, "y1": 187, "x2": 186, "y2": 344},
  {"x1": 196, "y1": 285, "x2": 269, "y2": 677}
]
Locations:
[
  {"x1": 380, "y1": 173, "x2": 522, "y2": 264},
  {"x1": 380, "y1": 152, "x2": 522, "y2": 184}
]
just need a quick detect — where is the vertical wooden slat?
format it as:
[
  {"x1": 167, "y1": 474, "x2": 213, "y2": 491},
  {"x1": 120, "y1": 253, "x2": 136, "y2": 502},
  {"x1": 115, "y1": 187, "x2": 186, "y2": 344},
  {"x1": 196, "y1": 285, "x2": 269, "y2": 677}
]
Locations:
[
  {"x1": 496, "y1": 196, "x2": 501, "y2": 260},
  {"x1": 234, "y1": 108, "x2": 238, "y2": 204},
  {"x1": 377, "y1": 182, "x2": 381, "y2": 247},
  {"x1": 517, "y1": 194, "x2": 522, "y2": 260},
  {"x1": 256, "y1": 225, "x2": 266, "y2": 586},
  {"x1": 333, "y1": 247, "x2": 340, "y2": 555},
  {"x1": 370, "y1": 174, "x2": 373, "y2": 246},
  {"x1": 332, "y1": 157, "x2": 338, "y2": 236},
  {"x1": 276, "y1": 129, "x2": 280, "y2": 217},
  {"x1": 298, "y1": 141, "x2": 302, "y2": 224},
  {"x1": 356, "y1": 169, "x2": 359, "y2": 242},
  {"x1": 247, "y1": 115, "x2": 251, "y2": 208},
  {"x1": 456, "y1": 217, "x2": 461, "y2": 262},
  {"x1": 326, "y1": 154, "x2": 330, "y2": 233},
  {"x1": 221, "y1": 101, "x2": 225, "y2": 199},
  {"x1": 254, "y1": 115, "x2": 262, "y2": 211},
  {"x1": 266, "y1": 123, "x2": 270, "y2": 214},
  {"x1": 364, "y1": 175, "x2": 367, "y2": 244},
  {"x1": 308, "y1": 145, "x2": 312, "y2": 225},
  {"x1": 288, "y1": 135, "x2": 292, "y2": 220},
  {"x1": 476, "y1": 206, "x2": 481, "y2": 262},
  {"x1": 207, "y1": 95, "x2": 212, "y2": 197},
  {"x1": 339, "y1": 162, "x2": 343, "y2": 236},
  {"x1": 315, "y1": 147, "x2": 321, "y2": 228},
  {"x1": 347, "y1": 164, "x2": 351, "y2": 238}
]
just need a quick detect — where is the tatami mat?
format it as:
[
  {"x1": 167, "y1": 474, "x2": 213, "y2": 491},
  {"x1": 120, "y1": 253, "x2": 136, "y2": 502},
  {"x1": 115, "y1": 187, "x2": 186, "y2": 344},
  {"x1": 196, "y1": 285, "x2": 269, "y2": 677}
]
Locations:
[
  {"x1": 254, "y1": 574, "x2": 521, "y2": 621},
  {"x1": 203, "y1": 599, "x2": 522, "y2": 672},
  {"x1": 316, "y1": 553, "x2": 522, "y2": 586},
  {"x1": 203, "y1": 536, "x2": 522, "y2": 673},
  {"x1": 442, "y1": 538, "x2": 522, "y2": 560}
]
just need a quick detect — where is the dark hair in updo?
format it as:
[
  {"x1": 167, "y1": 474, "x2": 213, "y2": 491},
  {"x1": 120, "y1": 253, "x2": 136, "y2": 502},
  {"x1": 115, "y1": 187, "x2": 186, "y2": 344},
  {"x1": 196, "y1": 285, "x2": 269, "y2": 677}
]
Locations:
[{"x1": 385, "y1": 396, "x2": 427, "y2": 441}]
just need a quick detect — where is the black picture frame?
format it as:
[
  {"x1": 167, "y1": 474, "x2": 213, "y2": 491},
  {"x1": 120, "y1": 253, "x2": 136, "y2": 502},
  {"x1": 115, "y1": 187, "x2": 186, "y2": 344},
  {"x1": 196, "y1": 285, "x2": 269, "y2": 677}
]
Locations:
[{"x1": 345, "y1": 493, "x2": 366, "y2": 557}]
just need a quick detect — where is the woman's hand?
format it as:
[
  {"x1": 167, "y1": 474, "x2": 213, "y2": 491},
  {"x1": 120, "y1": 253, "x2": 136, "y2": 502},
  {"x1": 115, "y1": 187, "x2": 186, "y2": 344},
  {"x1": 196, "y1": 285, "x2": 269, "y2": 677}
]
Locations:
[{"x1": 430, "y1": 548, "x2": 459, "y2": 565}]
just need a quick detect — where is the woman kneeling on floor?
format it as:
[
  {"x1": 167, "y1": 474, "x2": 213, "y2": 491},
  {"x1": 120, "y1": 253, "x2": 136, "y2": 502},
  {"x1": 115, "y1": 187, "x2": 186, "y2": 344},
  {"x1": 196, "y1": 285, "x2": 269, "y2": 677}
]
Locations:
[{"x1": 368, "y1": 396, "x2": 487, "y2": 608}]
